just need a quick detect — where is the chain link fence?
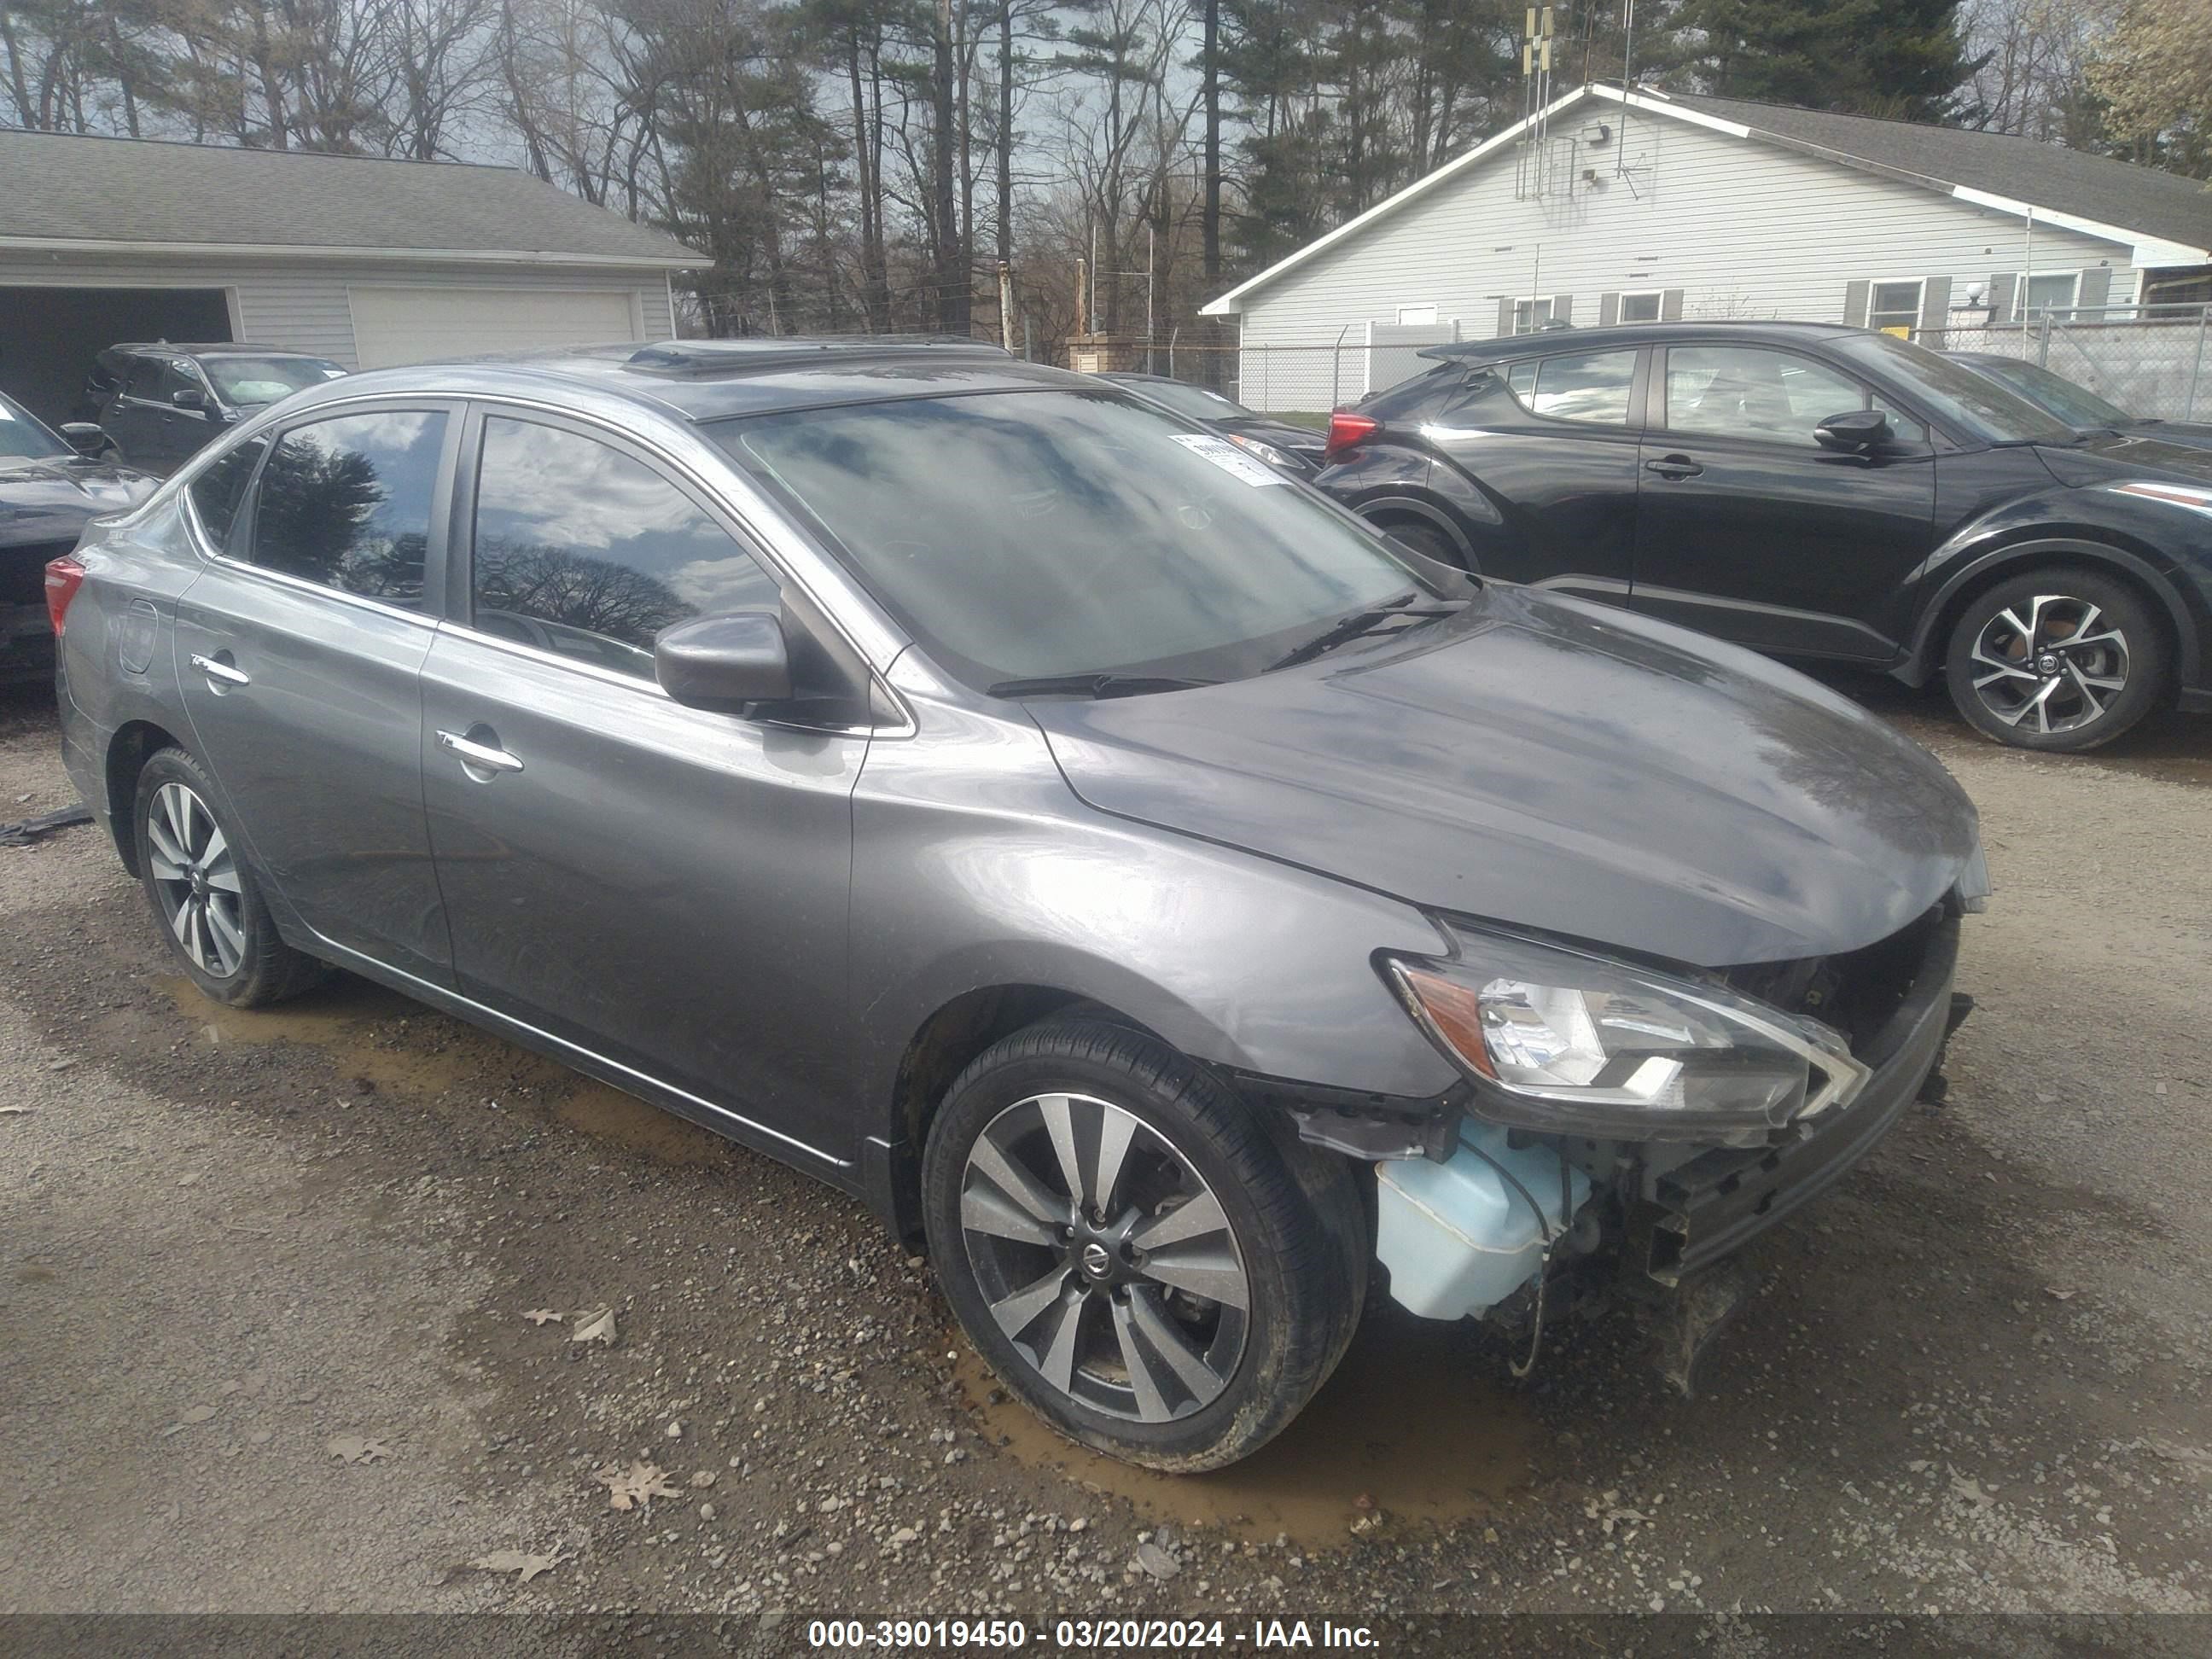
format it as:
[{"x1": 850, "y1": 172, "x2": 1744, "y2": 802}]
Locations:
[{"x1": 1914, "y1": 304, "x2": 2211, "y2": 422}]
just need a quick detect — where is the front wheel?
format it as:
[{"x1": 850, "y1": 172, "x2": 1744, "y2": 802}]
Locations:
[
  {"x1": 922, "y1": 1017, "x2": 1365, "y2": 1471},
  {"x1": 1944, "y1": 570, "x2": 2168, "y2": 751}
]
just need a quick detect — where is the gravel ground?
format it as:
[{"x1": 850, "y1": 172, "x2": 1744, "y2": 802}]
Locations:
[{"x1": 2, "y1": 672, "x2": 2209, "y2": 1636}]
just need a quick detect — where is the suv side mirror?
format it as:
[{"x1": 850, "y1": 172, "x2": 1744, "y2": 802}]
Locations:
[
  {"x1": 654, "y1": 612, "x2": 792, "y2": 710},
  {"x1": 171, "y1": 387, "x2": 208, "y2": 411},
  {"x1": 57, "y1": 422, "x2": 111, "y2": 458},
  {"x1": 1814, "y1": 408, "x2": 1890, "y2": 452}
]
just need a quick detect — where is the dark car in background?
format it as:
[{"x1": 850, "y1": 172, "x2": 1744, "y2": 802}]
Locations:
[
  {"x1": 1, "y1": 390, "x2": 154, "y2": 682},
  {"x1": 53, "y1": 338, "x2": 1981, "y2": 1470},
  {"x1": 1095, "y1": 371, "x2": 1326, "y2": 474},
  {"x1": 1950, "y1": 352, "x2": 2212, "y2": 451},
  {"x1": 1316, "y1": 322, "x2": 2212, "y2": 751},
  {"x1": 87, "y1": 344, "x2": 346, "y2": 475}
]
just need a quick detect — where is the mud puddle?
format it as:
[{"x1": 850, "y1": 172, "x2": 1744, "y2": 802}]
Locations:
[
  {"x1": 955, "y1": 1303, "x2": 1541, "y2": 1546},
  {"x1": 160, "y1": 973, "x2": 732, "y2": 1167}
]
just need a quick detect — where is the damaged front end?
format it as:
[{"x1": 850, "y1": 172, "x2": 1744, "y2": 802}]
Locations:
[{"x1": 1254, "y1": 888, "x2": 1976, "y2": 1394}]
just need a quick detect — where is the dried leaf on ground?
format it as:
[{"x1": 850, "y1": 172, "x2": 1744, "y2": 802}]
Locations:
[
  {"x1": 571, "y1": 1308, "x2": 617, "y2": 1347},
  {"x1": 522, "y1": 1309, "x2": 564, "y2": 1325},
  {"x1": 596, "y1": 1460, "x2": 679, "y2": 1511},
  {"x1": 328, "y1": 1434, "x2": 389, "y2": 1465},
  {"x1": 1133, "y1": 1540, "x2": 1180, "y2": 1580},
  {"x1": 469, "y1": 1545, "x2": 568, "y2": 1583},
  {"x1": 0, "y1": 1105, "x2": 32, "y2": 1116}
]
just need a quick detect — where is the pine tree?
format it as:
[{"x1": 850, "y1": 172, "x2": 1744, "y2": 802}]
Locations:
[{"x1": 1674, "y1": 0, "x2": 1986, "y2": 120}]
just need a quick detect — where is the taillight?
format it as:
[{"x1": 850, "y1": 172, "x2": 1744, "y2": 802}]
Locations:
[
  {"x1": 1324, "y1": 410, "x2": 1380, "y2": 457},
  {"x1": 44, "y1": 556, "x2": 86, "y2": 636}
]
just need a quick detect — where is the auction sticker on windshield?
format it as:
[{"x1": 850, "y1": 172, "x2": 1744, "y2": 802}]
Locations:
[{"x1": 1170, "y1": 431, "x2": 1286, "y2": 486}]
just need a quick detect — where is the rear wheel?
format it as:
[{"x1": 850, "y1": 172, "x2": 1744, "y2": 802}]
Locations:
[
  {"x1": 1944, "y1": 569, "x2": 2168, "y2": 752},
  {"x1": 1376, "y1": 516, "x2": 1468, "y2": 571},
  {"x1": 921, "y1": 1016, "x2": 1365, "y2": 1471},
  {"x1": 133, "y1": 748, "x2": 328, "y2": 1006}
]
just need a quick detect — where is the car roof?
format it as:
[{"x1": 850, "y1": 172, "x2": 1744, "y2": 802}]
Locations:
[
  {"x1": 300, "y1": 336, "x2": 1087, "y2": 423},
  {"x1": 1421, "y1": 320, "x2": 1871, "y2": 364},
  {"x1": 104, "y1": 342, "x2": 339, "y2": 360}
]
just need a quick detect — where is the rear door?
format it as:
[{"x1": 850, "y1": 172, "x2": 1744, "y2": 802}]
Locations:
[
  {"x1": 172, "y1": 402, "x2": 458, "y2": 982},
  {"x1": 1420, "y1": 345, "x2": 1645, "y2": 600},
  {"x1": 105, "y1": 356, "x2": 167, "y2": 466},
  {"x1": 1629, "y1": 342, "x2": 1936, "y2": 661}
]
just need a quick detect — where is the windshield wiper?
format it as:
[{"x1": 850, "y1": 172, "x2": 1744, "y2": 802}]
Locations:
[
  {"x1": 986, "y1": 672, "x2": 1218, "y2": 700},
  {"x1": 1265, "y1": 591, "x2": 1458, "y2": 672}
]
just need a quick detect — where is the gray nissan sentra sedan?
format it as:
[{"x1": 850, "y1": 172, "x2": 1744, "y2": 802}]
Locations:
[{"x1": 50, "y1": 338, "x2": 1984, "y2": 1470}]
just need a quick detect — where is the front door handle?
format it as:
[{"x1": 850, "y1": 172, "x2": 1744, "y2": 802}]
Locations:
[
  {"x1": 1644, "y1": 455, "x2": 1704, "y2": 480},
  {"x1": 189, "y1": 652, "x2": 251, "y2": 687},
  {"x1": 438, "y1": 728, "x2": 524, "y2": 776}
]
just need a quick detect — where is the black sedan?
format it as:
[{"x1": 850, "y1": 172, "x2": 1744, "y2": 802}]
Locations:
[
  {"x1": 1, "y1": 392, "x2": 155, "y2": 682},
  {"x1": 1094, "y1": 372, "x2": 1326, "y2": 474},
  {"x1": 1315, "y1": 321, "x2": 2212, "y2": 751},
  {"x1": 1950, "y1": 352, "x2": 2212, "y2": 451}
]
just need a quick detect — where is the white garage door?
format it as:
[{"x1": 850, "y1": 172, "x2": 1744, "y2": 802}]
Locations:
[{"x1": 347, "y1": 286, "x2": 641, "y2": 370}]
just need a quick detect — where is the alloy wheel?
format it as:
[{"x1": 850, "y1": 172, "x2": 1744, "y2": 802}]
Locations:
[
  {"x1": 957, "y1": 1091, "x2": 1251, "y2": 1423},
  {"x1": 145, "y1": 781, "x2": 246, "y2": 978},
  {"x1": 1967, "y1": 593, "x2": 2130, "y2": 736}
]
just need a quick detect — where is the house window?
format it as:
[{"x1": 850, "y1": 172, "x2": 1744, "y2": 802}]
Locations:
[
  {"x1": 1618, "y1": 291, "x2": 1663, "y2": 323},
  {"x1": 1511, "y1": 298, "x2": 1555, "y2": 334},
  {"x1": 1397, "y1": 304, "x2": 1439, "y2": 326},
  {"x1": 1868, "y1": 280, "x2": 1924, "y2": 337},
  {"x1": 2023, "y1": 271, "x2": 2081, "y2": 319}
]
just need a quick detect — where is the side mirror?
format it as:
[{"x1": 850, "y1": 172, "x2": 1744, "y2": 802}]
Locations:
[
  {"x1": 1814, "y1": 408, "x2": 1890, "y2": 452},
  {"x1": 171, "y1": 387, "x2": 208, "y2": 410},
  {"x1": 57, "y1": 422, "x2": 110, "y2": 457},
  {"x1": 654, "y1": 611, "x2": 792, "y2": 710}
]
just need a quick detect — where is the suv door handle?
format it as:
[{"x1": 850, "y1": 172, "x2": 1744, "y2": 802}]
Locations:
[
  {"x1": 189, "y1": 652, "x2": 251, "y2": 688},
  {"x1": 1644, "y1": 455, "x2": 1704, "y2": 480},
  {"x1": 438, "y1": 729, "x2": 524, "y2": 776}
]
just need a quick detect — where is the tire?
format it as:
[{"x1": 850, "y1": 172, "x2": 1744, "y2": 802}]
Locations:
[
  {"x1": 1943, "y1": 568, "x2": 2169, "y2": 752},
  {"x1": 921, "y1": 1016, "x2": 1366, "y2": 1471},
  {"x1": 133, "y1": 748, "x2": 329, "y2": 1006},
  {"x1": 1377, "y1": 516, "x2": 1467, "y2": 571}
]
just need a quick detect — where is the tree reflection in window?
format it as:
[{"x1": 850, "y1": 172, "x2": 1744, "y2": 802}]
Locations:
[
  {"x1": 470, "y1": 417, "x2": 780, "y2": 679},
  {"x1": 249, "y1": 410, "x2": 445, "y2": 608}
]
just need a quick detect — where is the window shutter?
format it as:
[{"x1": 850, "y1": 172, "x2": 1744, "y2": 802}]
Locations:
[
  {"x1": 1496, "y1": 297, "x2": 1516, "y2": 337},
  {"x1": 1919, "y1": 277, "x2": 1952, "y2": 334},
  {"x1": 1843, "y1": 280, "x2": 1870, "y2": 327},
  {"x1": 1552, "y1": 294, "x2": 1574, "y2": 326},
  {"x1": 1660, "y1": 288, "x2": 1685, "y2": 321},
  {"x1": 1598, "y1": 294, "x2": 1620, "y2": 327},
  {"x1": 2079, "y1": 268, "x2": 2112, "y2": 310},
  {"x1": 1988, "y1": 272, "x2": 2017, "y2": 322}
]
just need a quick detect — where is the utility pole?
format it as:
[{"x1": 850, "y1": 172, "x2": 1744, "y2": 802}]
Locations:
[{"x1": 998, "y1": 261, "x2": 1016, "y2": 352}]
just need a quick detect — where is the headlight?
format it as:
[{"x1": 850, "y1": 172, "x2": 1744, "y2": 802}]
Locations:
[
  {"x1": 2110, "y1": 480, "x2": 2212, "y2": 518},
  {"x1": 1956, "y1": 841, "x2": 1991, "y2": 913},
  {"x1": 1382, "y1": 928, "x2": 1869, "y2": 1146}
]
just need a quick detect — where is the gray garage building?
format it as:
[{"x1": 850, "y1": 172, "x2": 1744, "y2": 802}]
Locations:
[{"x1": 0, "y1": 128, "x2": 698, "y2": 426}]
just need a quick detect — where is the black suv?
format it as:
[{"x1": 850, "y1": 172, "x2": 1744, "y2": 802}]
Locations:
[
  {"x1": 86, "y1": 344, "x2": 346, "y2": 475},
  {"x1": 1316, "y1": 322, "x2": 2212, "y2": 751}
]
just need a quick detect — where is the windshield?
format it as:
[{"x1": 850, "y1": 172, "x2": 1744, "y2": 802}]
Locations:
[
  {"x1": 0, "y1": 394, "x2": 69, "y2": 463},
  {"x1": 1967, "y1": 357, "x2": 2135, "y2": 429},
  {"x1": 201, "y1": 355, "x2": 346, "y2": 406},
  {"x1": 1831, "y1": 332, "x2": 2072, "y2": 444},
  {"x1": 715, "y1": 388, "x2": 1446, "y2": 689},
  {"x1": 1110, "y1": 377, "x2": 1253, "y2": 423}
]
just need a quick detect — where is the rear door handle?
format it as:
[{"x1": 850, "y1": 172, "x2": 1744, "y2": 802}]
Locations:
[
  {"x1": 1644, "y1": 455, "x2": 1704, "y2": 480},
  {"x1": 189, "y1": 652, "x2": 251, "y2": 687},
  {"x1": 438, "y1": 729, "x2": 524, "y2": 776}
]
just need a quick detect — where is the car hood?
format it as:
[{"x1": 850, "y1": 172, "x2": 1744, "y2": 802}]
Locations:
[
  {"x1": 1219, "y1": 416, "x2": 1327, "y2": 456},
  {"x1": 0, "y1": 456, "x2": 158, "y2": 546},
  {"x1": 2036, "y1": 430, "x2": 2212, "y2": 486},
  {"x1": 1028, "y1": 585, "x2": 1978, "y2": 968}
]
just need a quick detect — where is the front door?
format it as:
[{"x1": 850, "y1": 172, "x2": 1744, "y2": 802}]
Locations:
[
  {"x1": 172, "y1": 403, "x2": 457, "y2": 982},
  {"x1": 1629, "y1": 343, "x2": 1936, "y2": 661},
  {"x1": 419, "y1": 408, "x2": 866, "y2": 1164}
]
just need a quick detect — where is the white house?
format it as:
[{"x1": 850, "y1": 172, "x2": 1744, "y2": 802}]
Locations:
[
  {"x1": 0, "y1": 128, "x2": 700, "y2": 426},
  {"x1": 1201, "y1": 84, "x2": 2212, "y2": 413}
]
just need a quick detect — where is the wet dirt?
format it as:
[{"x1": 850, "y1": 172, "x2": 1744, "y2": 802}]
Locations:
[
  {"x1": 954, "y1": 1304, "x2": 1542, "y2": 1546},
  {"x1": 157, "y1": 972, "x2": 732, "y2": 1167}
]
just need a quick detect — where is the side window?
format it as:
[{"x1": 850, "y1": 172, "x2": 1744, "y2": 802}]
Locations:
[
  {"x1": 242, "y1": 410, "x2": 445, "y2": 608},
  {"x1": 125, "y1": 358, "x2": 164, "y2": 400},
  {"x1": 1664, "y1": 346, "x2": 1926, "y2": 447},
  {"x1": 160, "y1": 361, "x2": 205, "y2": 403},
  {"x1": 469, "y1": 416, "x2": 779, "y2": 680},
  {"x1": 188, "y1": 435, "x2": 269, "y2": 552},
  {"x1": 1504, "y1": 349, "x2": 1636, "y2": 426}
]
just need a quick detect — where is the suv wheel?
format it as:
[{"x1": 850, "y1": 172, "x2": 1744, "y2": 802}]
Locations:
[
  {"x1": 134, "y1": 748, "x2": 329, "y2": 1006},
  {"x1": 922, "y1": 1017, "x2": 1365, "y2": 1471},
  {"x1": 1377, "y1": 518, "x2": 1467, "y2": 571},
  {"x1": 1944, "y1": 570, "x2": 2168, "y2": 751}
]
